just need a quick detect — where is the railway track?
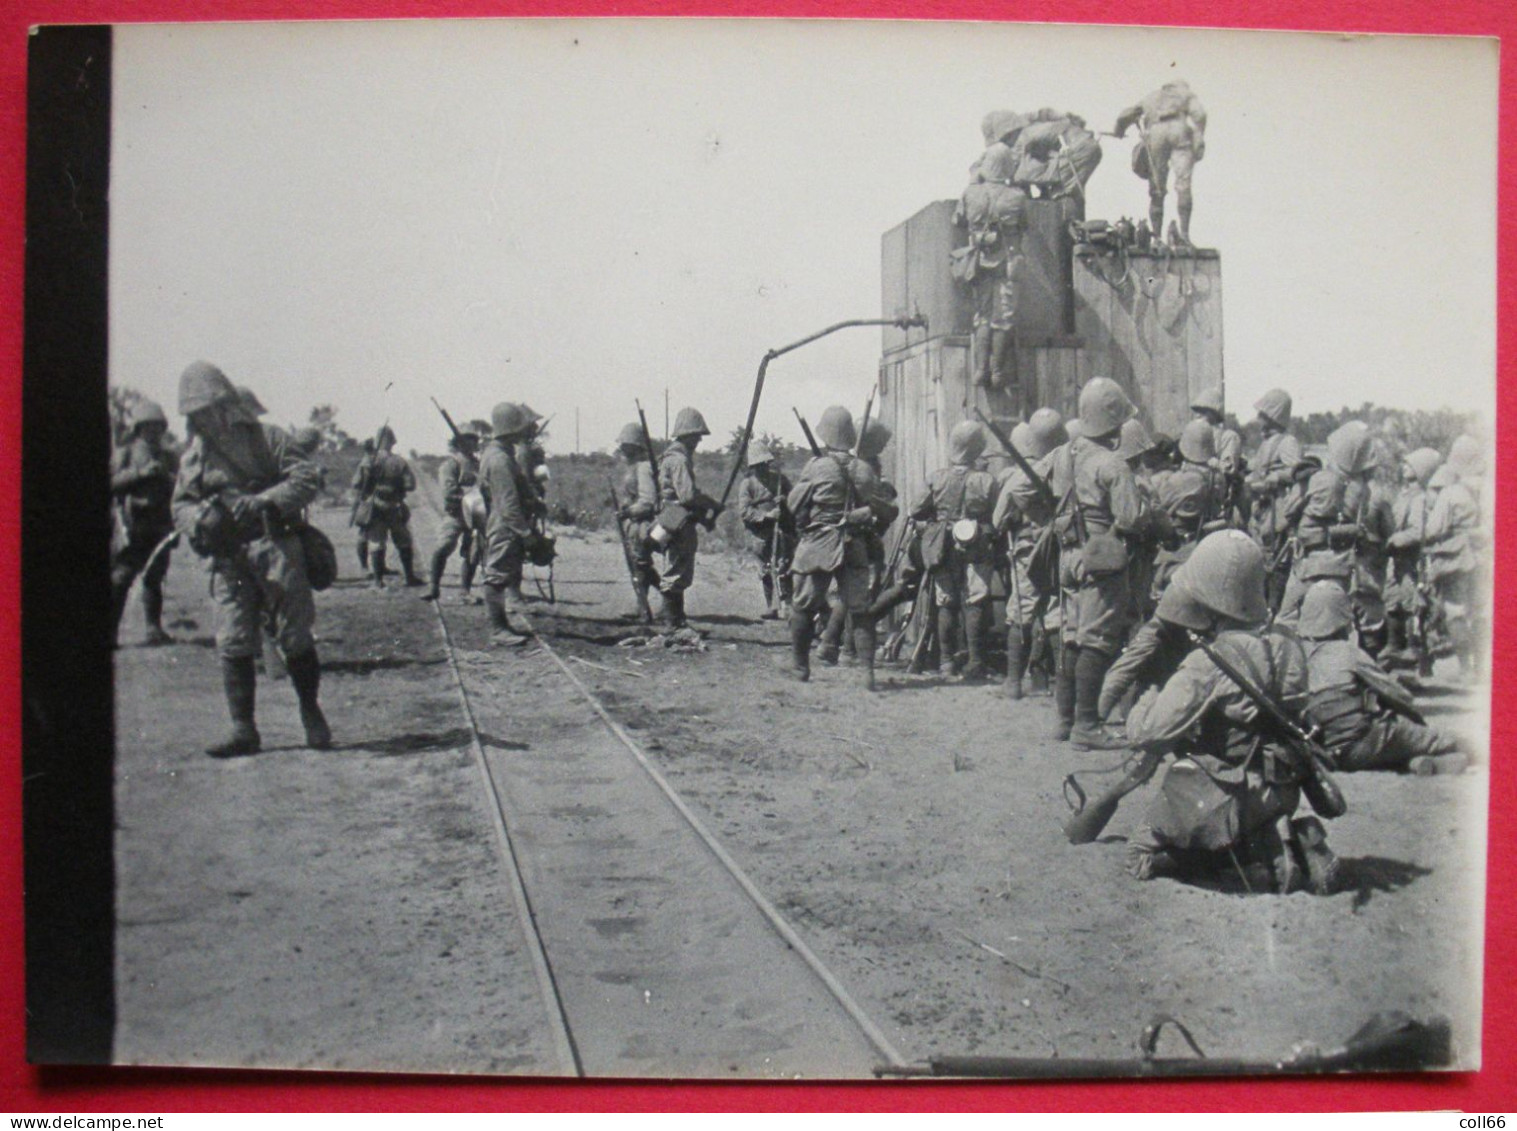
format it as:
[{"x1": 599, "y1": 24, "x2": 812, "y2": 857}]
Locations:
[{"x1": 426, "y1": 577, "x2": 908, "y2": 1078}]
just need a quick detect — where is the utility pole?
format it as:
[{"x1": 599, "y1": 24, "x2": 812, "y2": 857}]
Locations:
[
  {"x1": 575, "y1": 406, "x2": 580, "y2": 454},
  {"x1": 664, "y1": 387, "x2": 670, "y2": 441}
]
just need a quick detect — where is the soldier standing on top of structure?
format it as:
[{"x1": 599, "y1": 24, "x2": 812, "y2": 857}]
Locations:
[
  {"x1": 911, "y1": 420, "x2": 998, "y2": 682},
  {"x1": 737, "y1": 442, "x2": 795, "y2": 620},
  {"x1": 171, "y1": 361, "x2": 330, "y2": 756},
  {"x1": 360, "y1": 425, "x2": 423, "y2": 589},
  {"x1": 656, "y1": 407, "x2": 723, "y2": 631},
  {"x1": 955, "y1": 111, "x2": 1031, "y2": 406},
  {"x1": 422, "y1": 425, "x2": 482, "y2": 604},
  {"x1": 1113, "y1": 80, "x2": 1207, "y2": 247},
  {"x1": 111, "y1": 397, "x2": 180, "y2": 645},
  {"x1": 786, "y1": 406, "x2": 887, "y2": 689},
  {"x1": 1009, "y1": 108, "x2": 1103, "y2": 204}
]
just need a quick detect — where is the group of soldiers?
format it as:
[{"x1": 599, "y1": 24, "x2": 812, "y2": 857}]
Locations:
[{"x1": 957, "y1": 81, "x2": 1208, "y2": 403}]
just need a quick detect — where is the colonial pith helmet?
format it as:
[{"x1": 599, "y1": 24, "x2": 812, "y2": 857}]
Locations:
[
  {"x1": 177, "y1": 360, "x2": 239, "y2": 416},
  {"x1": 1402, "y1": 447, "x2": 1441, "y2": 485},
  {"x1": 1065, "y1": 419, "x2": 1085, "y2": 441},
  {"x1": 1447, "y1": 433, "x2": 1484, "y2": 478},
  {"x1": 1010, "y1": 422, "x2": 1036, "y2": 458},
  {"x1": 1190, "y1": 386, "x2": 1224, "y2": 417},
  {"x1": 1428, "y1": 465, "x2": 1459, "y2": 490},
  {"x1": 491, "y1": 401, "x2": 530, "y2": 438},
  {"x1": 746, "y1": 441, "x2": 775, "y2": 467},
  {"x1": 981, "y1": 109, "x2": 1028, "y2": 145},
  {"x1": 816, "y1": 406, "x2": 857, "y2": 451},
  {"x1": 616, "y1": 422, "x2": 644, "y2": 449},
  {"x1": 1299, "y1": 580, "x2": 1355, "y2": 640},
  {"x1": 237, "y1": 386, "x2": 269, "y2": 417},
  {"x1": 1179, "y1": 418, "x2": 1217, "y2": 464},
  {"x1": 1169, "y1": 529, "x2": 1269, "y2": 627},
  {"x1": 1077, "y1": 377, "x2": 1133, "y2": 439},
  {"x1": 673, "y1": 407, "x2": 710, "y2": 438},
  {"x1": 1026, "y1": 408, "x2": 1067, "y2": 459},
  {"x1": 1153, "y1": 577, "x2": 1214, "y2": 633},
  {"x1": 1117, "y1": 417, "x2": 1156, "y2": 462},
  {"x1": 858, "y1": 419, "x2": 893, "y2": 460},
  {"x1": 376, "y1": 424, "x2": 397, "y2": 450},
  {"x1": 1326, "y1": 421, "x2": 1378, "y2": 476},
  {"x1": 128, "y1": 398, "x2": 168, "y2": 430},
  {"x1": 1254, "y1": 388, "x2": 1293, "y2": 429},
  {"x1": 948, "y1": 420, "x2": 987, "y2": 465}
]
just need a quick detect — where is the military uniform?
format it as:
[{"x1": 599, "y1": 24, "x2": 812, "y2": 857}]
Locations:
[
  {"x1": 111, "y1": 401, "x2": 179, "y2": 642},
  {"x1": 1009, "y1": 109, "x2": 1103, "y2": 201},
  {"x1": 738, "y1": 454, "x2": 795, "y2": 617},
  {"x1": 1382, "y1": 449, "x2": 1440, "y2": 668},
  {"x1": 423, "y1": 441, "x2": 481, "y2": 601},
  {"x1": 1114, "y1": 81, "x2": 1207, "y2": 243},
  {"x1": 1424, "y1": 468, "x2": 1482, "y2": 675},
  {"x1": 477, "y1": 403, "x2": 537, "y2": 643},
  {"x1": 956, "y1": 130, "x2": 1030, "y2": 398},
  {"x1": 618, "y1": 447, "x2": 662, "y2": 620},
  {"x1": 172, "y1": 362, "x2": 329, "y2": 755},
  {"x1": 359, "y1": 432, "x2": 420, "y2": 588}
]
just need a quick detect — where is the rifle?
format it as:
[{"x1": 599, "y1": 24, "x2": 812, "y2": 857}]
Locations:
[
  {"x1": 1063, "y1": 749, "x2": 1160, "y2": 845},
  {"x1": 1190, "y1": 633, "x2": 1348, "y2": 820},
  {"x1": 430, "y1": 397, "x2": 465, "y2": 447},
  {"x1": 793, "y1": 408, "x2": 822, "y2": 457},
  {"x1": 974, "y1": 408, "x2": 1057, "y2": 513}
]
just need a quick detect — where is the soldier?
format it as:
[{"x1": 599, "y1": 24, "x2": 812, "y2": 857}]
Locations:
[
  {"x1": 992, "y1": 408, "x2": 1066, "y2": 699},
  {"x1": 1113, "y1": 80, "x2": 1208, "y2": 246},
  {"x1": 1189, "y1": 386, "x2": 1242, "y2": 475},
  {"x1": 1009, "y1": 108, "x2": 1103, "y2": 203},
  {"x1": 350, "y1": 438, "x2": 375, "y2": 572},
  {"x1": 1147, "y1": 418, "x2": 1227, "y2": 604},
  {"x1": 289, "y1": 427, "x2": 326, "y2": 493},
  {"x1": 1382, "y1": 447, "x2": 1441, "y2": 670},
  {"x1": 909, "y1": 421, "x2": 998, "y2": 681},
  {"x1": 1244, "y1": 388, "x2": 1302, "y2": 609},
  {"x1": 1017, "y1": 378, "x2": 1144, "y2": 749},
  {"x1": 787, "y1": 407, "x2": 887, "y2": 688},
  {"x1": 170, "y1": 362, "x2": 328, "y2": 756},
  {"x1": 738, "y1": 442, "x2": 795, "y2": 620},
  {"x1": 817, "y1": 419, "x2": 899, "y2": 666},
  {"x1": 421, "y1": 426, "x2": 482, "y2": 604},
  {"x1": 111, "y1": 397, "x2": 180, "y2": 645},
  {"x1": 1117, "y1": 418, "x2": 1163, "y2": 626},
  {"x1": 656, "y1": 407, "x2": 723, "y2": 630},
  {"x1": 1275, "y1": 421, "x2": 1381, "y2": 634},
  {"x1": 1298, "y1": 581, "x2": 1471, "y2": 775},
  {"x1": 1424, "y1": 460, "x2": 1483, "y2": 677},
  {"x1": 359, "y1": 426, "x2": 422, "y2": 589},
  {"x1": 1124, "y1": 531, "x2": 1339, "y2": 895},
  {"x1": 236, "y1": 385, "x2": 269, "y2": 418},
  {"x1": 611, "y1": 423, "x2": 661, "y2": 625},
  {"x1": 956, "y1": 115, "x2": 1031, "y2": 403},
  {"x1": 478, "y1": 402, "x2": 537, "y2": 646}
]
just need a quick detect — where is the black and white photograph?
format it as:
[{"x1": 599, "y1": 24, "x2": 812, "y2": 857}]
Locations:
[{"x1": 22, "y1": 18, "x2": 1496, "y2": 1081}]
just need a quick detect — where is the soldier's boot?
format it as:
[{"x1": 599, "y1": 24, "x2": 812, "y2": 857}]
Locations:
[
  {"x1": 1381, "y1": 612, "x2": 1408, "y2": 667},
  {"x1": 1004, "y1": 625, "x2": 1028, "y2": 699},
  {"x1": 1409, "y1": 753, "x2": 1470, "y2": 777},
  {"x1": 937, "y1": 606, "x2": 962, "y2": 676},
  {"x1": 369, "y1": 545, "x2": 387, "y2": 589},
  {"x1": 142, "y1": 585, "x2": 172, "y2": 646},
  {"x1": 1052, "y1": 642, "x2": 1078, "y2": 741},
  {"x1": 399, "y1": 545, "x2": 425, "y2": 587},
  {"x1": 1070, "y1": 647, "x2": 1128, "y2": 750},
  {"x1": 1291, "y1": 816, "x2": 1339, "y2": 896},
  {"x1": 207, "y1": 656, "x2": 260, "y2": 758},
  {"x1": 787, "y1": 607, "x2": 813, "y2": 682},
  {"x1": 853, "y1": 620, "x2": 878, "y2": 692},
  {"x1": 421, "y1": 544, "x2": 448, "y2": 601},
  {"x1": 633, "y1": 582, "x2": 655, "y2": 626},
  {"x1": 285, "y1": 648, "x2": 332, "y2": 751},
  {"x1": 760, "y1": 574, "x2": 778, "y2": 619},
  {"x1": 665, "y1": 590, "x2": 689, "y2": 631},
  {"x1": 485, "y1": 585, "x2": 532, "y2": 647},
  {"x1": 356, "y1": 537, "x2": 369, "y2": 571},
  {"x1": 971, "y1": 323, "x2": 993, "y2": 388},
  {"x1": 961, "y1": 604, "x2": 987, "y2": 681},
  {"x1": 1149, "y1": 195, "x2": 1166, "y2": 245},
  {"x1": 817, "y1": 604, "x2": 845, "y2": 665},
  {"x1": 110, "y1": 574, "x2": 132, "y2": 638},
  {"x1": 1270, "y1": 816, "x2": 1303, "y2": 895},
  {"x1": 1029, "y1": 629, "x2": 1056, "y2": 695},
  {"x1": 1176, "y1": 201, "x2": 1194, "y2": 248},
  {"x1": 1125, "y1": 825, "x2": 1175, "y2": 881},
  {"x1": 459, "y1": 552, "x2": 480, "y2": 604},
  {"x1": 989, "y1": 329, "x2": 1017, "y2": 407}
]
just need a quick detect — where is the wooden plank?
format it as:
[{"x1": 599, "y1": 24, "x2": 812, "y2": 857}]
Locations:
[
  {"x1": 1184, "y1": 255, "x2": 1225, "y2": 414},
  {"x1": 881, "y1": 220, "x2": 909, "y2": 354}
]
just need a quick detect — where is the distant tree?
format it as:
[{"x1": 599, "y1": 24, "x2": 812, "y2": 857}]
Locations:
[{"x1": 308, "y1": 404, "x2": 354, "y2": 451}]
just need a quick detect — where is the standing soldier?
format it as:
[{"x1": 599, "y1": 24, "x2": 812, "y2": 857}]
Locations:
[
  {"x1": 478, "y1": 403, "x2": 536, "y2": 646},
  {"x1": 1147, "y1": 418, "x2": 1226, "y2": 604},
  {"x1": 786, "y1": 406, "x2": 886, "y2": 688},
  {"x1": 1041, "y1": 377, "x2": 1144, "y2": 749},
  {"x1": 1113, "y1": 80, "x2": 1207, "y2": 247},
  {"x1": 817, "y1": 419, "x2": 899, "y2": 665},
  {"x1": 957, "y1": 114, "x2": 1031, "y2": 403},
  {"x1": 1122, "y1": 531, "x2": 1339, "y2": 895},
  {"x1": 656, "y1": 407, "x2": 723, "y2": 630},
  {"x1": 992, "y1": 408, "x2": 1066, "y2": 699},
  {"x1": 738, "y1": 442, "x2": 795, "y2": 620},
  {"x1": 350, "y1": 438, "x2": 375, "y2": 572},
  {"x1": 1424, "y1": 459, "x2": 1483, "y2": 678},
  {"x1": 361, "y1": 426, "x2": 422, "y2": 589},
  {"x1": 111, "y1": 397, "x2": 179, "y2": 645},
  {"x1": 1189, "y1": 386, "x2": 1244, "y2": 523},
  {"x1": 1382, "y1": 447, "x2": 1441, "y2": 670},
  {"x1": 910, "y1": 420, "x2": 999, "y2": 681},
  {"x1": 614, "y1": 422, "x2": 661, "y2": 626},
  {"x1": 1245, "y1": 388, "x2": 1302, "y2": 609},
  {"x1": 421, "y1": 427, "x2": 482, "y2": 604},
  {"x1": 171, "y1": 362, "x2": 329, "y2": 755}
]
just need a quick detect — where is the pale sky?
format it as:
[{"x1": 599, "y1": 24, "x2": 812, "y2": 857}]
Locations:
[{"x1": 109, "y1": 20, "x2": 1499, "y2": 453}]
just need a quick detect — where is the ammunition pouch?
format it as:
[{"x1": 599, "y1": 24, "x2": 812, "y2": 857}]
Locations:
[
  {"x1": 188, "y1": 498, "x2": 240, "y2": 559},
  {"x1": 651, "y1": 503, "x2": 690, "y2": 545},
  {"x1": 1079, "y1": 531, "x2": 1130, "y2": 576},
  {"x1": 523, "y1": 528, "x2": 557, "y2": 568}
]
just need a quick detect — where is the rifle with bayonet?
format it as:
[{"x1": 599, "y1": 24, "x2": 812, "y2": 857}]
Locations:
[
  {"x1": 973, "y1": 407, "x2": 1056, "y2": 512},
  {"x1": 430, "y1": 397, "x2": 466, "y2": 447}
]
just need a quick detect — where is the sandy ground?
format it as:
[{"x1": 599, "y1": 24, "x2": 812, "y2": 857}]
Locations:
[{"x1": 112, "y1": 507, "x2": 1488, "y2": 1077}]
